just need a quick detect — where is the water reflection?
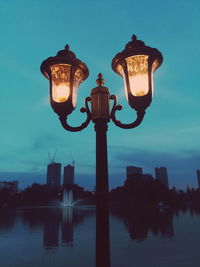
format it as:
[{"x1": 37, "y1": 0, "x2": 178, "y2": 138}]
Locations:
[
  {"x1": 0, "y1": 206, "x2": 175, "y2": 246},
  {"x1": 62, "y1": 207, "x2": 73, "y2": 246},
  {"x1": 17, "y1": 207, "x2": 95, "y2": 250},
  {"x1": 1, "y1": 206, "x2": 200, "y2": 267},
  {"x1": 0, "y1": 207, "x2": 177, "y2": 245},
  {"x1": 111, "y1": 207, "x2": 174, "y2": 242},
  {"x1": 43, "y1": 209, "x2": 60, "y2": 248},
  {"x1": 96, "y1": 200, "x2": 110, "y2": 267},
  {"x1": 0, "y1": 209, "x2": 15, "y2": 233}
]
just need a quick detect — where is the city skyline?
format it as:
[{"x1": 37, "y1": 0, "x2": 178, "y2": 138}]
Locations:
[
  {"x1": 0, "y1": 162, "x2": 199, "y2": 191},
  {"x1": 1, "y1": 0, "x2": 200, "y2": 190}
]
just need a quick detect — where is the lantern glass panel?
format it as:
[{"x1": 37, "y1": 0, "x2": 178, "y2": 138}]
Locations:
[
  {"x1": 151, "y1": 59, "x2": 159, "y2": 95},
  {"x1": 116, "y1": 64, "x2": 128, "y2": 100},
  {"x1": 72, "y1": 68, "x2": 84, "y2": 107},
  {"x1": 126, "y1": 55, "x2": 149, "y2": 97},
  {"x1": 50, "y1": 64, "x2": 71, "y2": 103}
]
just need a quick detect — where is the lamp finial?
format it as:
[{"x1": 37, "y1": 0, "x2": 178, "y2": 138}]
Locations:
[
  {"x1": 132, "y1": 34, "x2": 137, "y2": 41},
  {"x1": 96, "y1": 73, "x2": 105, "y2": 86},
  {"x1": 65, "y1": 44, "x2": 70, "y2": 50}
]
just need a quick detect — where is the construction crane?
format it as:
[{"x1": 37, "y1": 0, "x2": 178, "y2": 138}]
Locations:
[
  {"x1": 69, "y1": 150, "x2": 75, "y2": 166},
  {"x1": 48, "y1": 149, "x2": 57, "y2": 164}
]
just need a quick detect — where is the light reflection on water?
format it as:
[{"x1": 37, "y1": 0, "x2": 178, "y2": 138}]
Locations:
[{"x1": 0, "y1": 207, "x2": 200, "y2": 267}]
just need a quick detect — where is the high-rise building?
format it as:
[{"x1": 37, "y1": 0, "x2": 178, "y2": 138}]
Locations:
[
  {"x1": 46, "y1": 162, "x2": 61, "y2": 186},
  {"x1": 196, "y1": 170, "x2": 200, "y2": 188},
  {"x1": 126, "y1": 166, "x2": 142, "y2": 177},
  {"x1": 125, "y1": 166, "x2": 143, "y2": 183},
  {"x1": 142, "y1": 174, "x2": 153, "y2": 182},
  {"x1": 63, "y1": 165, "x2": 74, "y2": 186},
  {"x1": 155, "y1": 167, "x2": 169, "y2": 189}
]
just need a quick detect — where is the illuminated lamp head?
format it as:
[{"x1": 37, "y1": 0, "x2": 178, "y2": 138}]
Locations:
[
  {"x1": 40, "y1": 45, "x2": 89, "y2": 117},
  {"x1": 112, "y1": 35, "x2": 163, "y2": 111}
]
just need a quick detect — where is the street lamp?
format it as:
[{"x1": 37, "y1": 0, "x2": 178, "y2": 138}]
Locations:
[
  {"x1": 40, "y1": 34, "x2": 163, "y2": 267},
  {"x1": 40, "y1": 34, "x2": 163, "y2": 194}
]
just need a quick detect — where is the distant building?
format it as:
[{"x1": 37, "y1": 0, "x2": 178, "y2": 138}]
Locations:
[
  {"x1": 126, "y1": 166, "x2": 142, "y2": 177},
  {"x1": 63, "y1": 165, "x2": 74, "y2": 186},
  {"x1": 196, "y1": 170, "x2": 200, "y2": 188},
  {"x1": 125, "y1": 166, "x2": 143, "y2": 184},
  {"x1": 0, "y1": 181, "x2": 18, "y2": 193},
  {"x1": 142, "y1": 174, "x2": 153, "y2": 183},
  {"x1": 155, "y1": 167, "x2": 169, "y2": 189},
  {"x1": 46, "y1": 162, "x2": 61, "y2": 186}
]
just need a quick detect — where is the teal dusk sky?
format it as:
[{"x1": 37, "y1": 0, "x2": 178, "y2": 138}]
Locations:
[{"x1": 0, "y1": 0, "x2": 200, "y2": 190}]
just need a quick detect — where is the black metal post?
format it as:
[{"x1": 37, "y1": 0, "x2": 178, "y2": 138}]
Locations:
[
  {"x1": 94, "y1": 119, "x2": 110, "y2": 267},
  {"x1": 95, "y1": 119, "x2": 109, "y2": 199}
]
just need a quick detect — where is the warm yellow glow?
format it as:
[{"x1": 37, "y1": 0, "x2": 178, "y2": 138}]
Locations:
[
  {"x1": 128, "y1": 73, "x2": 149, "y2": 96},
  {"x1": 50, "y1": 64, "x2": 71, "y2": 103},
  {"x1": 126, "y1": 55, "x2": 149, "y2": 96},
  {"x1": 72, "y1": 68, "x2": 84, "y2": 107},
  {"x1": 52, "y1": 82, "x2": 70, "y2": 103}
]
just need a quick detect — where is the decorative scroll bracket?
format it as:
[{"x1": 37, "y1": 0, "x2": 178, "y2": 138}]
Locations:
[
  {"x1": 110, "y1": 95, "x2": 146, "y2": 129},
  {"x1": 59, "y1": 97, "x2": 92, "y2": 132}
]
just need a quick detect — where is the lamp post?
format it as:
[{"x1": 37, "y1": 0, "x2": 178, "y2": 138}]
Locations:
[{"x1": 40, "y1": 35, "x2": 163, "y2": 267}]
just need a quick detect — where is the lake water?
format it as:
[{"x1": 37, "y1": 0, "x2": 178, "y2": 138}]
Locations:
[{"x1": 0, "y1": 207, "x2": 200, "y2": 267}]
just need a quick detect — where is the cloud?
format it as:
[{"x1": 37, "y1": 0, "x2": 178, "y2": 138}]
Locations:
[
  {"x1": 32, "y1": 134, "x2": 59, "y2": 150},
  {"x1": 115, "y1": 148, "x2": 200, "y2": 170}
]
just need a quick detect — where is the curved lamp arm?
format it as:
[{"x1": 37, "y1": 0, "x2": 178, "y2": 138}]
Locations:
[
  {"x1": 110, "y1": 95, "x2": 146, "y2": 129},
  {"x1": 59, "y1": 97, "x2": 92, "y2": 132}
]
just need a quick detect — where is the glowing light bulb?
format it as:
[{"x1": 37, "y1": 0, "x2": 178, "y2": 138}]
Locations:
[
  {"x1": 52, "y1": 82, "x2": 70, "y2": 103},
  {"x1": 128, "y1": 73, "x2": 149, "y2": 96}
]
